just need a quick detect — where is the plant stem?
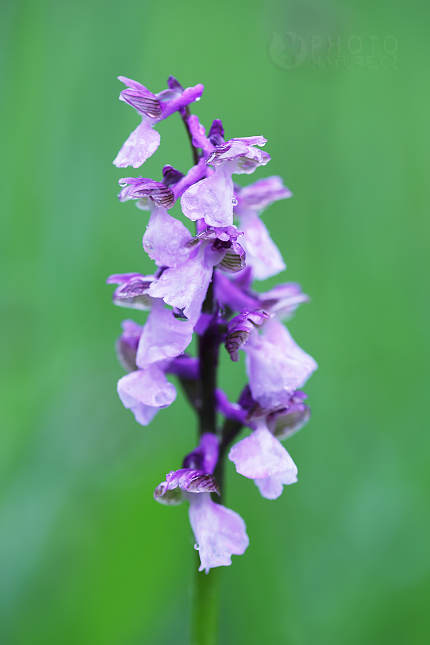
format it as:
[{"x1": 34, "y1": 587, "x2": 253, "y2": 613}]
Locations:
[
  {"x1": 183, "y1": 102, "x2": 222, "y2": 645},
  {"x1": 198, "y1": 278, "x2": 219, "y2": 437},
  {"x1": 191, "y1": 552, "x2": 221, "y2": 645}
]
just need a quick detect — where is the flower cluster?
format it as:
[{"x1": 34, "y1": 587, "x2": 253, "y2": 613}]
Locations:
[{"x1": 108, "y1": 76, "x2": 317, "y2": 572}]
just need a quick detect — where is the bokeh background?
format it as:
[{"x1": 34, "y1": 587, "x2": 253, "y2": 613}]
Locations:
[{"x1": 1, "y1": 0, "x2": 429, "y2": 643}]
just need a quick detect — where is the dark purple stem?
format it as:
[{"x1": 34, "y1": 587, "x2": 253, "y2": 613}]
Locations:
[{"x1": 198, "y1": 277, "x2": 219, "y2": 437}]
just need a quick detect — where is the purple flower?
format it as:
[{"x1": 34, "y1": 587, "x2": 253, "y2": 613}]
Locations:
[
  {"x1": 225, "y1": 309, "x2": 271, "y2": 361},
  {"x1": 228, "y1": 421, "x2": 298, "y2": 500},
  {"x1": 106, "y1": 273, "x2": 154, "y2": 310},
  {"x1": 233, "y1": 177, "x2": 292, "y2": 280},
  {"x1": 181, "y1": 136, "x2": 270, "y2": 228},
  {"x1": 154, "y1": 432, "x2": 249, "y2": 571},
  {"x1": 117, "y1": 364, "x2": 176, "y2": 426},
  {"x1": 244, "y1": 319, "x2": 317, "y2": 410},
  {"x1": 113, "y1": 76, "x2": 204, "y2": 168}
]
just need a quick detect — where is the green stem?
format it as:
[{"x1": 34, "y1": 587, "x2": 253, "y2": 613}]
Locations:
[{"x1": 191, "y1": 552, "x2": 221, "y2": 645}]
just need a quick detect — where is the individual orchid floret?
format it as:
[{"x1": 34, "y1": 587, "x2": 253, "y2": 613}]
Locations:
[
  {"x1": 115, "y1": 319, "x2": 143, "y2": 372},
  {"x1": 181, "y1": 136, "x2": 270, "y2": 228},
  {"x1": 117, "y1": 363, "x2": 176, "y2": 426},
  {"x1": 244, "y1": 318, "x2": 317, "y2": 410},
  {"x1": 113, "y1": 76, "x2": 204, "y2": 169},
  {"x1": 267, "y1": 391, "x2": 311, "y2": 440},
  {"x1": 106, "y1": 273, "x2": 154, "y2": 310},
  {"x1": 154, "y1": 432, "x2": 249, "y2": 571},
  {"x1": 225, "y1": 309, "x2": 271, "y2": 361},
  {"x1": 228, "y1": 420, "x2": 298, "y2": 500},
  {"x1": 142, "y1": 207, "x2": 192, "y2": 267},
  {"x1": 233, "y1": 176, "x2": 292, "y2": 280}
]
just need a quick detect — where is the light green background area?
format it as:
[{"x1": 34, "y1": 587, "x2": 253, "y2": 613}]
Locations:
[{"x1": 1, "y1": 0, "x2": 429, "y2": 643}]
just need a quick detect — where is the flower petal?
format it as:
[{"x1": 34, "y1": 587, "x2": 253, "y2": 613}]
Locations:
[
  {"x1": 228, "y1": 424, "x2": 297, "y2": 480},
  {"x1": 136, "y1": 300, "x2": 193, "y2": 367},
  {"x1": 181, "y1": 162, "x2": 236, "y2": 227},
  {"x1": 142, "y1": 207, "x2": 192, "y2": 267},
  {"x1": 187, "y1": 493, "x2": 249, "y2": 572},
  {"x1": 244, "y1": 319, "x2": 317, "y2": 409},
  {"x1": 117, "y1": 366, "x2": 176, "y2": 425},
  {"x1": 239, "y1": 212, "x2": 286, "y2": 280},
  {"x1": 148, "y1": 245, "x2": 221, "y2": 322},
  {"x1": 113, "y1": 118, "x2": 160, "y2": 168}
]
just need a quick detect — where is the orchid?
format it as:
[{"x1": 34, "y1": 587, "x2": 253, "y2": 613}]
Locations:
[{"x1": 108, "y1": 74, "x2": 317, "y2": 643}]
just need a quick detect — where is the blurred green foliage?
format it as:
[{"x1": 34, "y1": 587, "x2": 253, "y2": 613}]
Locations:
[{"x1": 1, "y1": 0, "x2": 429, "y2": 643}]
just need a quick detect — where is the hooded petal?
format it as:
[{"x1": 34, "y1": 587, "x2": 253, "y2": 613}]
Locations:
[
  {"x1": 136, "y1": 299, "x2": 194, "y2": 367},
  {"x1": 244, "y1": 319, "x2": 317, "y2": 410},
  {"x1": 113, "y1": 118, "x2": 161, "y2": 168},
  {"x1": 187, "y1": 493, "x2": 249, "y2": 572},
  {"x1": 106, "y1": 273, "x2": 154, "y2": 310},
  {"x1": 118, "y1": 177, "x2": 174, "y2": 209},
  {"x1": 142, "y1": 207, "x2": 192, "y2": 267},
  {"x1": 225, "y1": 309, "x2": 271, "y2": 361},
  {"x1": 117, "y1": 365, "x2": 176, "y2": 426}
]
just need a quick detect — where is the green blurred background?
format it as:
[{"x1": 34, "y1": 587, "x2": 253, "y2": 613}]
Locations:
[{"x1": 1, "y1": 0, "x2": 429, "y2": 643}]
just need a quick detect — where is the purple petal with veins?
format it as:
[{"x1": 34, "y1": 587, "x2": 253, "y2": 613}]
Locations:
[
  {"x1": 187, "y1": 493, "x2": 249, "y2": 572},
  {"x1": 136, "y1": 299, "x2": 194, "y2": 368},
  {"x1": 244, "y1": 319, "x2": 317, "y2": 410},
  {"x1": 142, "y1": 207, "x2": 192, "y2": 267}
]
